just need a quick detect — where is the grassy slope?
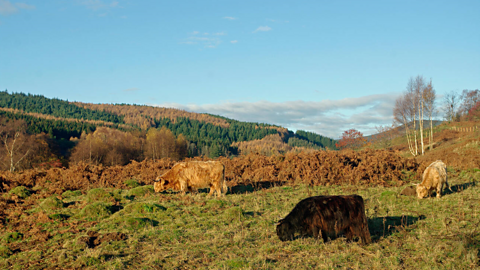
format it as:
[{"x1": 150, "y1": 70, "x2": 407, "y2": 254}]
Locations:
[
  {"x1": 1, "y1": 170, "x2": 479, "y2": 269},
  {"x1": 1, "y1": 121, "x2": 479, "y2": 269}
]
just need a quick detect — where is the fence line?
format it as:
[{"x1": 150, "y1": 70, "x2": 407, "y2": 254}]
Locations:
[{"x1": 452, "y1": 126, "x2": 479, "y2": 132}]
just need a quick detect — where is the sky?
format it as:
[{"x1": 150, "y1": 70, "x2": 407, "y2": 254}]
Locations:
[{"x1": 1, "y1": 0, "x2": 479, "y2": 139}]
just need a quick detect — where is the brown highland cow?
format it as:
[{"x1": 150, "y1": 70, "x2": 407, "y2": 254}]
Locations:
[
  {"x1": 153, "y1": 161, "x2": 227, "y2": 197},
  {"x1": 276, "y1": 195, "x2": 371, "y2": 245},
  {"x1": 416, "y1": 160, "x2": 451, "y2": 199}
]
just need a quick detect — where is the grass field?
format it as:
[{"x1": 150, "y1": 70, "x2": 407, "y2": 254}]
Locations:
[{"x1": 1, "y1": 169, "x2": 479, "y2": 269}]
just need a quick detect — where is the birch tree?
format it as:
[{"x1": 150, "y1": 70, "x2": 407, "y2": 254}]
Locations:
[
  {"x1": 394, "y1": 76, "x2": 435, "y2": 156},
  {"x1": 423, "y1": 80, "x2": 436, "y2": 150}
]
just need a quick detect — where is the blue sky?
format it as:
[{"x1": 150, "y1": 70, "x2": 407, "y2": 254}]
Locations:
[{"x1": 1, "y1": 0, "x2": 479, "y2": 138}]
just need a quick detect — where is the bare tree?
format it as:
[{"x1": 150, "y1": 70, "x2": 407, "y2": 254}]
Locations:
[
  {"x1": 394, "y1": 93, "x2": 416, "y2": 156},
  {"x1": 374, "y1": 125, "x2": 398, "y2": 149},
  {"x1": 394, "y1": 76, "x2": 435, "y2": 156},
  {"x1": 0, "y1": 119, "x2": 31, "y2": 172},
  {"x1": 423, "y1": 80, "x2": 436, "y2": 150},
  {"x1": 443, "y1": 90, "x2": 460, "y2": 121}
]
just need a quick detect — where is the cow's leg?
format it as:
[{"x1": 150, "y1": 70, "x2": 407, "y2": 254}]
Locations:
[
  {"x1": 312, "y1": 226, "x2": 320, "y2": 239},
  {"x1": 445, "y1": 180, "x2": 452, "y2": 192},
  {"x1": 207, "y1": 184, "x2": 215, "y2": 197},
  {"x1": 345, "y1": 227, "x2": 354, "y2": 242},
  {"x1": 321, "y1": 230, "x2": 328, "y2": 243},
  {"x1": 215, "y1": 184, "x2": 223, "y2": 198},
  {"x1": 180, "y1": 182, "x2": 188, "y2": 195},
  {"x1": 437, "y1": 183, "x2": 444, "y2": 198}
]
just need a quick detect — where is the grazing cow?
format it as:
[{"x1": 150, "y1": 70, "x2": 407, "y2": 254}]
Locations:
[
  {"x1": 153, "y1": 161, "x2": 227, "y2": 197},
  {"x1": 416, "y1": 160, "x2": 451, "y2": 199},
  {"x1": 276, "y1": 195, "x2": 371, "y2": 245}
]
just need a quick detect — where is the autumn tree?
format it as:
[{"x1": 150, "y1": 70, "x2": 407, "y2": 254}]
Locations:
[
  {"x1": 458, "y1": 89, "x2": 480, "y2": 120},
  {"x1": 0, "y1": 122, "x2": 31, "y2": 172},
  {"x1": 466, "y1": 101, "x2": 480, "y2": 121},
  {"x1": 69, "y1": 127, "x2": 143, "y2": 166},
  {"x1": 0, "y1": 118, "x2": 55, "y2": 171},
  {"x1": 335, "y1": 129, "x2": 367, "y2": 150},
  {"x1": 144, "y1": 126, "x2": 187, "y2": 161}
]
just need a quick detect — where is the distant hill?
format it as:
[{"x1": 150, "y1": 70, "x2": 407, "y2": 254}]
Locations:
[{"x1": 0, "y1": 91, "x2": 337, "y2": 159}]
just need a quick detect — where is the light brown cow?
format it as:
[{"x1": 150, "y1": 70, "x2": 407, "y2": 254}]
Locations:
[
  {"x1": 153, "y1": 161, "x2": 227, "y2": 197},
  {"x1": 416, "y1": 160, "x2": 451, "y2": 199}
]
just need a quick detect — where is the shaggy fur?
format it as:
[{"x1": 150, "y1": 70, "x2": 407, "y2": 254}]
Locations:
[
  {"x1": 416, "y1": 160, "x2": 451, "y2": 199},
  {"x1": 154, "y1": 161, "x2": 227, "y2": 197},
  {"x1": 276, "y1": 195, "x2": 371, "y2": 245}
]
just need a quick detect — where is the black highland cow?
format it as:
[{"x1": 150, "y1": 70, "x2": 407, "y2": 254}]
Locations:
[{"x1": 276, "y1": 195, "x2": 371, "y2": 244}]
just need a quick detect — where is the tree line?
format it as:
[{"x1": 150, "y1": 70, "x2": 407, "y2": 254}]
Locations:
[
  {"x1": 0, "y1": 91, "x2": 124, "y2": 123},
  {"x1": 0, "y1": 91, "x2": 339, "y2": 170}
]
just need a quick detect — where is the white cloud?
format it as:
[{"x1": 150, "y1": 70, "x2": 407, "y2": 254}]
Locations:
[
  {"x1": 253, "y1": 26, "x2": 272, "y2": 33},
  {"x1": 15, "y1": 2, "x2": 34, "y2": 10},
  {"x1": 230, "y1": 40, "x2": 238, "y2": 44},
  {"x1": 151, "y1": 94, "x2": 399, "y2": 139},
  {"x1": 123, "y1": 87, "x2": 139, "y2": 92},
  {"x1": 78, "y1": 0, "x2": 119, "y2": 11},
  {"x1": 0, "y1": 0, "x2": 35, "y2": 15},
  {"x1": 223, "y1": 16, "x2": 236, "y2": 20},
  {"x1": 182, "y1": 30, "x2": 226, "y2": 48}
]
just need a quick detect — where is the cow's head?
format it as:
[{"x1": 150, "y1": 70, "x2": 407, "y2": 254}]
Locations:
[
  {"x1": 153, "y1": 177, "x2": 170, "y2": 193},
  {"x1": 276, "y1": 219, "x2": 294, "y2": 241},
  {"x1": 415, "y1": 184, "x2": 428, "y2": 199}
]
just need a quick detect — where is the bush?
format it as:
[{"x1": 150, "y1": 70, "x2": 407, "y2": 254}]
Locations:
[
  {"x1": 86, "y1": 188, "x2": 117, "y2": 203},
  {"x1": 122, "y1": 217, "x2": 158, "y2": 230},
  {"x1": 2, "y1": 232, "x2": 23, "y2": 244},
  {"x1": 122, "y1": 203, "x2": 166, "y2": 214},
  {"x1": 62, "y1": 190, "x2": 82, "y2": 199},
  {"x1": 124, "y1": 179, "x2": 140, "y2": 188},
  {"x1": 126, "y1": 185, "x2": 154, "y2": 198},
  {"x1": 40, "y1": 196, "x2": 64, "y2": 211},
  {"x1": 0, "y1": 245, "x2": 12, "y2": 258},
  {"x1": 79, "y1": 202, "x2": 113, "y2": 220},
  {"x1": 8, "y1": 186, "x2": 31, "y2": 199}
]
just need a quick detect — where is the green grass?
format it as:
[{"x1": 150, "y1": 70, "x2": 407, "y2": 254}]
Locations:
[{"x1": 0, "y1": 173, "x2": 479, "y2": 269}]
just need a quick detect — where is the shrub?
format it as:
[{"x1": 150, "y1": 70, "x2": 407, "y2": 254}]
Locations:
[
  {"x1": 3, "y1": 232, "x2": 23, "y2": 244},
  {"x1": 40, "y1": 196, "x2": 64, "y2": 211},
  {"x1": 79, "y1": 202, "x2": 113, "y2": 220},
  {"x1": 62, "y1": 190, "x2": 82, "y2": 199},
  {"x1": 124, "y1": 179, "x2": 140, "y2": 188},
  {"x1": 8, "y1": 186, "x2": 31, "y2": 199},
  {"x1": 126, "y1": 185, "x2": 154, "y2": 198},
  {"x1": 122, "y1": 203, "x2": 166, "y2": 214},
  {"x1": 0, "y1": 245, "x2": 12, "y2": 258},
  {"x1": 86, "y1": 188, "x2": 117, "y2": 203}
]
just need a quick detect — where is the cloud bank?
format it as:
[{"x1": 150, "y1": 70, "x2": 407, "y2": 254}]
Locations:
[
  {"x1": 152, "y1": 94, "x2": 398, "y2": 139},
  {"x1": 253, "y1": 26, "x2": 272, "y2": 33},
  {"x1": 0, "y1": 0, "x2": 35, "y2": 15}
]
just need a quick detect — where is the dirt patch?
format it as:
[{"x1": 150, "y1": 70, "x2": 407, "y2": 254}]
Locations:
[
  {"x1": 78, "y1": 231, "x2": 128, "y2": 248},
  {"x1": 400, "y1": 186, "x2": 417, "y2": 196}
]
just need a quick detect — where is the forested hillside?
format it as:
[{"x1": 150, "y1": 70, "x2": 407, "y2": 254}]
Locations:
[{"x1": 0, "y1": 91, "x2": 336, "y2": 170}]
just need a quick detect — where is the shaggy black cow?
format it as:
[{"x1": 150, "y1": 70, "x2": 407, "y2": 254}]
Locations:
[{"x1": 276, "y1": 195, "x2": 371, "y2": 244}]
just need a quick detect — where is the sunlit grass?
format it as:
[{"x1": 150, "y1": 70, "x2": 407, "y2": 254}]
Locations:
[{"x1": 0, "y1": 172, "x2": 479, "y2": 269}]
